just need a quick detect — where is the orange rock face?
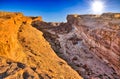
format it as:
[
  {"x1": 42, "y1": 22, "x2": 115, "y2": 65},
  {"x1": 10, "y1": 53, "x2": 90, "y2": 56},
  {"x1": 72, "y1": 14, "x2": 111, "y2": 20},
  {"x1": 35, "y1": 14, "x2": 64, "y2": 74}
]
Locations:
[{"x1": 0, "y1": 12, "x2": 82, "y2": 79}]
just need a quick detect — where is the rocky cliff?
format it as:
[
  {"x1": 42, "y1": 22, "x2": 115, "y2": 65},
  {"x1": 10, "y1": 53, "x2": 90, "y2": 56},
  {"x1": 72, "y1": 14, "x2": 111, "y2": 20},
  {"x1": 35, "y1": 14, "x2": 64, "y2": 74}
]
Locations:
[
  {"x1": 32, "y1": 13, "x2": 120, "y2": 79},
  {"x1": 0, "y1": 12, "x2": 82, "y2": 79}
]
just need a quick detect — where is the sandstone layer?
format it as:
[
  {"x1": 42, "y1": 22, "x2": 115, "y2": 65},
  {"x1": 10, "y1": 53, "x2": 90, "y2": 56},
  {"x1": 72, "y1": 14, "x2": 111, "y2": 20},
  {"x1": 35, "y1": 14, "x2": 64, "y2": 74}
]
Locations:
[
  {"x1": 32, "y1": 13, "x2": 120, "y2": 79},
  {"x1": 0, "y1": 12, "x2": 82, "y2": 79}
]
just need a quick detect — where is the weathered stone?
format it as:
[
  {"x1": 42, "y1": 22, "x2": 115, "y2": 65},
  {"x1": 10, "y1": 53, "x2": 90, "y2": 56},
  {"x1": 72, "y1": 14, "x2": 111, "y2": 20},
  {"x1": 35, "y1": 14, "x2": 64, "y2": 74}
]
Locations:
[
  {"x1": 0, "y1": 12, "x2": 82, "y2": 79},
  {"x1": 32, "y1": 13, "x2": 120, "y2": 79}
]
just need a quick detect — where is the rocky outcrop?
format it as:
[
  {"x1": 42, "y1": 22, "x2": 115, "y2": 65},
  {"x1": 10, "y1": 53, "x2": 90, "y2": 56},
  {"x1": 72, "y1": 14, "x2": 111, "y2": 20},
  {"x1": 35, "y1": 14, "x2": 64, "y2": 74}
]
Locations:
[
  {"x1": 101, "y1": 13, "x2": 120, "y2": 19},
  {"x1": 30, "y1": 16, "x2": 42, "y2": 21},
  {"x1": 32, "y1": 13, "x2": 120, "y2": 79},
  {"x1": 0, "y1": 12, "x2": 82, "y2": 79}
]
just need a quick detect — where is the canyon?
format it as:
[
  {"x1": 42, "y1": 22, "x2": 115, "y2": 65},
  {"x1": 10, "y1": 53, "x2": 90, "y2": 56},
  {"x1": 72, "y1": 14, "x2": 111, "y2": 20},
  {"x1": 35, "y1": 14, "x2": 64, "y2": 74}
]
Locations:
[{"x1": 0, "y1": 12, "x2": 120, "y2": 79}]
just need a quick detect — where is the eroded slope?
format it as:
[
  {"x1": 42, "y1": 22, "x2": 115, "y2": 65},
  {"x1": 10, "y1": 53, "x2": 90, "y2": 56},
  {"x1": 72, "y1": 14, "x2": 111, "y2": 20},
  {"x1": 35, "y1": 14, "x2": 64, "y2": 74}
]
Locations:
[
  {"x1": 32, "y1": 13, "x2": 120, "y2": 79},
  {"x1": 0, "y1": 12, "x2": 82, "y2": 79}
]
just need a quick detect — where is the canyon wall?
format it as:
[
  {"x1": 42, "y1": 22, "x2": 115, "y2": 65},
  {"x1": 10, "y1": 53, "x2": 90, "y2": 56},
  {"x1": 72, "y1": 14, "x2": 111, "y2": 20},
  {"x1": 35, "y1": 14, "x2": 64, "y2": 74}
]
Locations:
[{"x1": 32, "y1": 13, "x2": 120, "y2": 79}]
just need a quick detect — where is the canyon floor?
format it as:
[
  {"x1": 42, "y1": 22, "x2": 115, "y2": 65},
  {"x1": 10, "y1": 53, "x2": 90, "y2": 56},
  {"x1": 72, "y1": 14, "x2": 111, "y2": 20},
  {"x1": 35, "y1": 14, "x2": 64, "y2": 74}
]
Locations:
[{"x1": 0, "y1": 12, "x2": 120, "y2": 79}]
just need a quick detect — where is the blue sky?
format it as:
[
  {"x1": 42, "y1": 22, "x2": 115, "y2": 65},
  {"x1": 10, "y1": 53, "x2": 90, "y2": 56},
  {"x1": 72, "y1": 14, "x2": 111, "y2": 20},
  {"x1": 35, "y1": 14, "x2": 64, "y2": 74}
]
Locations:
[{"x1": 0, "y1": 0, "x2": 120, "y2": 22}]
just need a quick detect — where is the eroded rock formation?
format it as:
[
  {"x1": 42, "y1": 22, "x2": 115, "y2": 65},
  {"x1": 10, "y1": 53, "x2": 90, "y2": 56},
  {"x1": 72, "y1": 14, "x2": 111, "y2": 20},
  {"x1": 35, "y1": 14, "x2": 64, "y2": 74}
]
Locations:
[
  {"x1": 0, "y1": 12, "x2": 82, "y2": 79},
  {"x1": 32, "y1": 13, "x2": 120, "y2": 79}
]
